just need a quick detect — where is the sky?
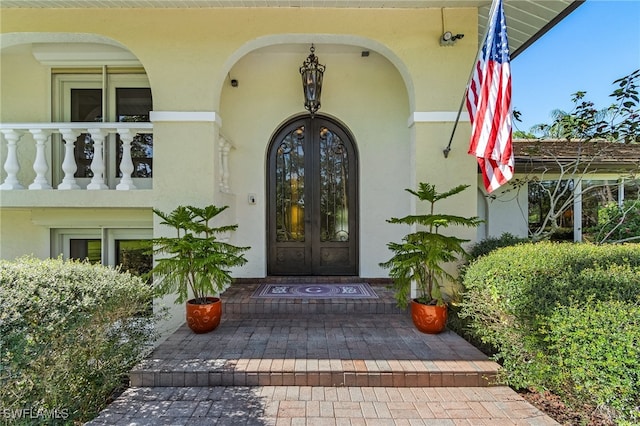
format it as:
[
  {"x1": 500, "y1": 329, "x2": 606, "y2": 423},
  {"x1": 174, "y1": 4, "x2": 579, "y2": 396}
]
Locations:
[{"x1": 511, "y1": 0, "x2": 640, "y2": 134}]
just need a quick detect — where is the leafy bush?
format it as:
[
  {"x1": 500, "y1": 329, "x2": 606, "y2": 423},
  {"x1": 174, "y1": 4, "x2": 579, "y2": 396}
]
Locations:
[
  {"x1": 0, "y1": 256, "x2": 164, "y2": 424},
  {"x1": 450, "y1": 234, "x2": 530, "y2": 354},
  {"x1": 466, "y1": 233, "x2": 530, "y2": 262},
  {"x1": 543, "y1": 300, "x2": 640, "y2": 423},
  {"x1": 459, "y1": 242, "x2": 640, "y2": 424}
]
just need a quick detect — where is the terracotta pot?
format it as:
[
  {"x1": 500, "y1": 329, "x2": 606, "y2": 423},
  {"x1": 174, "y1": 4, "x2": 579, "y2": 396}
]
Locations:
[
  {"x1": 410, "y1": 299, "x2": 447, "y2": 334},
  {"x1": 186, "y1": 297, "x2": 222, "y2": 333}
]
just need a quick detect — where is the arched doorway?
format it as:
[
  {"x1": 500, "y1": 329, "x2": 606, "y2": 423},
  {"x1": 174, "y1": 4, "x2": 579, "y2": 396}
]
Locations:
[{"x1": 267, "y1": 114, "x2": 359, "y2": 276}]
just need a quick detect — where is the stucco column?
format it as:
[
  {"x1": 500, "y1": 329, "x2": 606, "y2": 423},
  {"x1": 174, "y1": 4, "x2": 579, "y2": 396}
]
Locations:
[
  {"x1": 148, "y1": 111, "x2": 222, "y2": 335},
  {"x1": 149, "y1": 111, "x2": 220, "y2": 204},
  {"x1": 410, "y1": 116, "x2": 478, "y2": 300}
]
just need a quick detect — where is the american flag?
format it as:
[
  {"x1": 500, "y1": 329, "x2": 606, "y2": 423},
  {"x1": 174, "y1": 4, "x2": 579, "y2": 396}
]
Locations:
[{"x1": 466, "y1": 0, "x2": 514, "y2": 193}]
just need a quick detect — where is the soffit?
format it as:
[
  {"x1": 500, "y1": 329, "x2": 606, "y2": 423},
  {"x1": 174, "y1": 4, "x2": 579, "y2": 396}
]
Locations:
[{"x1": 0, "y1": 0, "x2": 582, "y2": 56}]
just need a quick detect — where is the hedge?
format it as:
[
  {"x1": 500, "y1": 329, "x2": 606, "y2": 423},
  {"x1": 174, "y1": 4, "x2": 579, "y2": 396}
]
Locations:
[
  {"x1": 459, "y1": 242, "x2": 640, "y2": 424},
  {"x1": 544, "y1": 299, "x2": 639, "y2": 423},
  {"x1": 0, "y1": 256, "x2": 164, "y2": 424}
]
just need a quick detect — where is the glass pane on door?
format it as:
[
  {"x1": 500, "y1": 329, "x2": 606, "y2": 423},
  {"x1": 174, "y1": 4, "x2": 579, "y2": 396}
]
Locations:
[
  {"x1": 319, "y1": 126, "x2": 349, "y2": 242},
  {"x1": 275, "y1": 125, "x2": 306, "y2": 242},
  {"x1": 71, "y1": 88, "x2": 102, "y2": 178},
  {"x1": 116, "y1": 88, "x2": 153, "y2": 178}
]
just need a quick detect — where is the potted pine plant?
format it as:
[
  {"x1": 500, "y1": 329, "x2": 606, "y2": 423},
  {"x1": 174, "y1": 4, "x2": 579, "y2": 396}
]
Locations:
[
  {"x1": 149, "y1": 204, "x2": 250, "y2": 333},
  {"x1": 380, "y1": 183, "x2": 481, "y2": 333}
]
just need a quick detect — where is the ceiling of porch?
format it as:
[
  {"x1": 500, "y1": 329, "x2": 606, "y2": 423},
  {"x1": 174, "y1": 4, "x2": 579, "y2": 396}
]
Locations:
[{"x1": 1, "y1": 0, "x2": 584, "y2": 57}]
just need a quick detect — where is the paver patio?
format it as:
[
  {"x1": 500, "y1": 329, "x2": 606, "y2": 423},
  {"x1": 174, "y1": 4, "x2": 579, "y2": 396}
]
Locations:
[{"x1": 87, "y1": 282, "x2": 558, "y2": 425}]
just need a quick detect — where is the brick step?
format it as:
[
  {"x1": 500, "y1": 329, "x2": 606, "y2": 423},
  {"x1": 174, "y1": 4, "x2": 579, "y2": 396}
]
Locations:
[
  {"x1": 130, "y1": 315, "x2": 500, "y2": 389},
  {"x1": 130, "y1": 358, "x2": 499, "y2": 388}
]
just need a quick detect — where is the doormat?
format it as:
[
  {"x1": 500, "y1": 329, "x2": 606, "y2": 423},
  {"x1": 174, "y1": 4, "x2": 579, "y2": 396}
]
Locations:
[{"x1": 251, "y1": 283, "x2": 378, "y2": 299}]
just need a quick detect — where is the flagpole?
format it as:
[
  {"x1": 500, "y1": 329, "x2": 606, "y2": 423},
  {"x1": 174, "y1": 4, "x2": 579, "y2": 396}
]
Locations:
[
  {"x1": 442, "y1": 0, "x2": 501, "y2": 158},
  {"x1": 442, "y1": 91, "x2": 468, "y2": 158}
]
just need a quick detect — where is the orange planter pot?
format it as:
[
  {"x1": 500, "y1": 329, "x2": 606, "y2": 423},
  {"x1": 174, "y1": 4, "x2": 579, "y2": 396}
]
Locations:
[
  {"x1": 186, "y1": 297, "x2": 222, "y2": 333},
  {"x1": 410, "y1": 300, "x2": 448, "y2": 334}
]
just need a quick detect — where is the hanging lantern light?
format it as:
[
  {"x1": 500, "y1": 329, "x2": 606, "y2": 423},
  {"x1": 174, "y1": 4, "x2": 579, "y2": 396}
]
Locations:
[{"x1": 299, "y1": 44, "x2": 325, "y2": 117}]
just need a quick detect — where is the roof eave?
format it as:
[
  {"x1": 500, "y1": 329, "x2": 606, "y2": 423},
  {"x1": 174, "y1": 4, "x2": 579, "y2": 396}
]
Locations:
[{"x1": 511, "y1": 0, "x2": 586, "y2": 59}]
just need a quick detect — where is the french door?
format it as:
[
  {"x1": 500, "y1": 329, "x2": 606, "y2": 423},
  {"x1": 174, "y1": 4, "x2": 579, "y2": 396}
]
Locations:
[
  {"x1": 267, "y1": 115, "x2": 358, "y2": 275},
  {"x1": 53, "y1": 73, "x2": 152, "y2": 189}
]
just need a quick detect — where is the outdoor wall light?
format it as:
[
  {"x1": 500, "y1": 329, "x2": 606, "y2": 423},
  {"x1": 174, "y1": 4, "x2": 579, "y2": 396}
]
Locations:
[
  {"x1": 300, "y1": 44, "x2": 325, "y2": 117},
  {"x1": 440, "y1": 31, "x2": 464, "y2": 46}
]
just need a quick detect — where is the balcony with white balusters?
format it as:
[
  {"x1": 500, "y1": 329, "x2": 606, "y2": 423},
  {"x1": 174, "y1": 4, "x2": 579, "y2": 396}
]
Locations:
[
  {"x1": 0, "y1": 122, "x2": 154, "y2": 208},
  {"x1": 0, "y1": 122, "x2": 237, "y2": 209}
]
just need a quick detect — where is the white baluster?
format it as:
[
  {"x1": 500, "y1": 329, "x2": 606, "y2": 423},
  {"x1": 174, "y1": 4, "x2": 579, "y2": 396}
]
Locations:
[
  {"x1": 0, "y1": 129, "x2": 25, "y2": 190},
  {"x1": 28, "y1": 129, "x2": 52, "y2": 190},
  {"x1": 58, "y1": 129, "x2": 81, "y2": 190},
  {"x1": 219, "y1": 136, "x2": 231, "y2": 193},
  {"x1": 116, "y1": 128, "x2": 136, "y2": 190},
  {"x1": 87, "y1": 128, "x2": 108, "y2": 190},
  {"x1": 218, "y1": 138, "x2": 224, "y2": 192}
]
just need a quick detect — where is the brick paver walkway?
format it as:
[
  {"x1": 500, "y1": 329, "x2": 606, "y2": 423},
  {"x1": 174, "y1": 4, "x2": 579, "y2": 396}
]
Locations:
[{"x1": 87, "y1": 386, "x2": 557, "y2": 425}]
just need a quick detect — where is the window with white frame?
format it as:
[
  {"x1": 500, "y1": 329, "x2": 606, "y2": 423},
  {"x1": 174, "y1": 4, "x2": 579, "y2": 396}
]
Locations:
[
  {"x1": 582, "y1": 179, "x2": 640, "y2": 243},
  {"x1": 52, "y1": 228, "x2": 152, "y2": 277},
  {"x1": 528, "y1": 179, "x2": 575, "y2": 240},
  {"x1": 528, "y1": 178, "x2": 638, "y2": 242},
  {"x1": 581, "y1": 180, "x2": 620, "y2": 232},
  {"x1": 52, "y1": 70, "x2": 153, "y2": 189}
]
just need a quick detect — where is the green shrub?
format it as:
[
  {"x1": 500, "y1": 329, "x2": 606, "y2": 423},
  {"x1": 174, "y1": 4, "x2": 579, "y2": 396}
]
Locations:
[
  {"x1": 543, "y1": 300, "x2": 640, "y2": 423},
  {"x1": 450, "y1": 234, "x2": 530, "y2": 354},
  {"x1": 0, "y1": 256, "x2": 164, "y2": 424},
  {"x1": 459, "y1": 242, "x2": 640, "y2": 424},
  {"x1": 466, "y1": 233, "x2": 530, "y2": 262}
]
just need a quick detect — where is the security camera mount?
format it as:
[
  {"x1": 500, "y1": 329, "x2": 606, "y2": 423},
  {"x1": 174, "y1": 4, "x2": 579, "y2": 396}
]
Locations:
[{"x1": 440, "y1": 31, "x2": 465, "y2": 46}]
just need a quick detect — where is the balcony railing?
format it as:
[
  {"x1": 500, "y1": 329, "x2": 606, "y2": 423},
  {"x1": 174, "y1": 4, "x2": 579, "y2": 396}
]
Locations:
[{"x1": 0, "y1": 122, "x2": 153, "y2": 191}]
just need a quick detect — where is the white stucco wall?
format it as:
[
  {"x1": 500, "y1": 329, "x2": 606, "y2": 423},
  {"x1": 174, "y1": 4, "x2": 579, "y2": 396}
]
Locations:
[
  {"x1": 1, "y1": 6, "x2": 480, "y2": 278},
  {"x1": 482, "y1": 179, "x2": 530, "y2": 239},
  {"x1": 0, "y1": 209, "x2": 49, "y2": 260},
  {"x1": 220, "y1": 49, "x2": 411, "y2": 278},
  {"x1": 0, "y1": 44, "x2": 51, "y2": 187},
  {"x1": 0, "y1": 5, "x2": 486, "y2": 337}
]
